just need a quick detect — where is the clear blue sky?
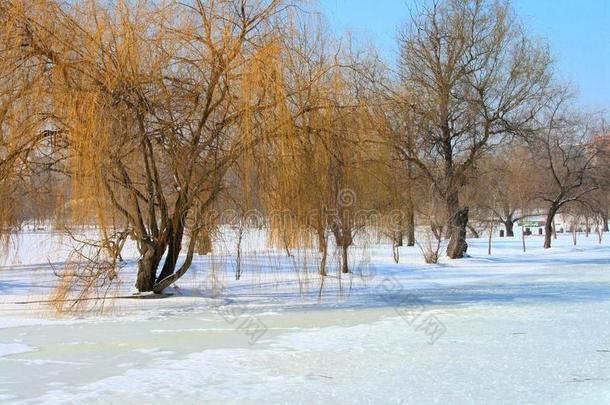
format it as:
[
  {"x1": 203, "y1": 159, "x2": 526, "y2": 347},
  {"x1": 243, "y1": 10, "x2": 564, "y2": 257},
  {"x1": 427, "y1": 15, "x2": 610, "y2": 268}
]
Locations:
[{"x1": 317, "y1": 0, "x2": 609, "y2": 110}]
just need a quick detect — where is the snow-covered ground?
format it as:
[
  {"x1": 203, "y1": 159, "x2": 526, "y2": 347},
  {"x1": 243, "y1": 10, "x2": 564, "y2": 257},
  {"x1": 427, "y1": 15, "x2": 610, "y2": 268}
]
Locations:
[{"x1": 1, "y1": 229, "x2": 609, "y2": 404}]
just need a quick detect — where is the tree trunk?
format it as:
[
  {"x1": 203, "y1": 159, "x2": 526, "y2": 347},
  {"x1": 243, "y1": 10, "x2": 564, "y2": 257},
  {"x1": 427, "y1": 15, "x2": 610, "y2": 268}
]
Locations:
[
  {"x1": 585, "y1": 217, "x2": 590, "y2": 238},
  {"x1": 235, "y1": 226, "x2": 244, "y2": 280},
  {"x1": 544, "y1": 204, "x2": 558, "y2": 249},
  {"x1": 392, "y1": 242, "x2": 400, "y2": 264},
  {"x1": 405, "y1": 162, "x2": 416, "y2": 247},
  {"x1": 152, "y1": 228, "x2": 200, "y2": 294},
  {"x1": 572, "y1": 226, "x2": 577, "y2": 245},
  {"x1": 331, "y1": 217, "x2": 352, "y2": 274},
  {"x1": 394, "y1": 230, "x2": 404, "y2": 247},
  {"x1": 488, "y1": 214, "x2": 494, "y2": 255},
  {"x1": 134, "y1": 216, "x2": 190, "y2": 293},
  {"x1": 319, "y1": 237, "x2": 328, "y2": 276},
  {"x1": 603, "y1": 211, "x2": 609, "y2": 232},
  {"x1": 447, "y1": 206, "x2": 469, "y2": 259},
  {"x1": 341, "y1": 243, "x2": 349, "y2": 274},
  {"x1": 316, "y1": 223, "x2": 328, "y2": 276},
  {"x1": 135, "y1": 245, "x2": 162, "y2": 292},
  {"x1": 405, "y1": 199, "x2": 415, "y2": 246},
  {"x1": 316, "y1": 221, "x2": 326, "y2": 252},
  {"x1": 155, "y1": 223, "x2": 185, "y2": 284},
  {"x1": 504, "y1": 219, "x2": 515, "y2": 237}
]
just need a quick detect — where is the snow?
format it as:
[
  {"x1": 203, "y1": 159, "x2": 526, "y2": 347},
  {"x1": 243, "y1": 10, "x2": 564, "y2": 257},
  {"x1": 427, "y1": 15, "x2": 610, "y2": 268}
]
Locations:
[
  {"x1": 0, "y1": 229, "x2": 609, "y2": 403},
  {"x1": 0, "y1": 343, "x2": 35, "y2": 357}
]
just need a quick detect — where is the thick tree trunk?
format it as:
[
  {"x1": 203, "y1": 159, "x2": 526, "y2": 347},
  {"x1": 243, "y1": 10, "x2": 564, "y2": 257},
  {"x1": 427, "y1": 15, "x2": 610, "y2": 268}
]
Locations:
[
  {"x1": 152, "y1": 228, "x2": 200, "y2": 294},
  {"x1": 331, "y1": 224, "x2": 351, "y2": 274},
  {"x1": 134, "y1": 218, "x2": 188, "y2": 293},
  {"x1": 603, "y1": 211, "x2": 609, "y2": 232},
  {"x1": 447, "y1": 207, "x2": 469, "y2": 259},
  {"x1": 544, "y1": 204, "x2": 558, "y2": 249},
  {"x1": 446, "y1": 191, "x2": 468, "y2": 259},
  {"x1": 156, "y1": 223, "x2": 185, "y2": 284},
  {"x1": 504, "y1": 219, "x2": 515, "y2": 237},
  {"x1": 135, "y1": 245, "x2": 162, "y2": 292}
]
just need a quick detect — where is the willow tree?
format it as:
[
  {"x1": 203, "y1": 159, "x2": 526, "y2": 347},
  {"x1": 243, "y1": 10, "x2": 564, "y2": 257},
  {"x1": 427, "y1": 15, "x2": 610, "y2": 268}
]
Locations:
[
  {"x1": 7, "y1": 0, "x2": 287, "y2": 293},
  {"x1": 260, "y1": 28, "x2": 343, "y2": 275},
  {"x1": 323, "y1": 85, "x2": 377, "y2": 275},
  {"x1": 256, "y1": 16, "x2": 329, "y2": 266},
  {"x1": 371, "y1": 88, "x2": 418, "y2": 249},
  {"x1": 397, "y1": 0, "x2": 553, "y2": 258},
  {"x1": 259, "y1": 17, "x2": 380, "y2": 275},
  {"x1": 0, "y1": 1, "x2": 60, "y2": 241}
]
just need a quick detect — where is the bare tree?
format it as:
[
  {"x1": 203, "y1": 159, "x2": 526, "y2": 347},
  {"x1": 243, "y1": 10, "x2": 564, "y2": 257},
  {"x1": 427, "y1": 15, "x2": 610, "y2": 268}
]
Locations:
[
  {"x1": 396, "y1": 0, "x2": 552, "y2": 258},
  {"x1": 528, "y1": 95, "x2": 600, "y2": 249},
  {"x1": 473, "y1": 146, "x2": 542, "y2": 236}
]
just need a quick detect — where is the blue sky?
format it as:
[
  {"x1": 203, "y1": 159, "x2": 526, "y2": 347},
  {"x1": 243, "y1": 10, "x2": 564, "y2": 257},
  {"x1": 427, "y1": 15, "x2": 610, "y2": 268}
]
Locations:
[{"x1": 318, "y1": 0, "x2": 609, "y2": 110}]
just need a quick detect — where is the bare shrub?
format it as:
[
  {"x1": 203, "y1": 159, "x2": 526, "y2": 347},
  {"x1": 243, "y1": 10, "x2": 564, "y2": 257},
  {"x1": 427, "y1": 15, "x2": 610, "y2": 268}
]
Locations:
[{"x1": 417, "y1": 228, "x2": 443, "y2": 264}]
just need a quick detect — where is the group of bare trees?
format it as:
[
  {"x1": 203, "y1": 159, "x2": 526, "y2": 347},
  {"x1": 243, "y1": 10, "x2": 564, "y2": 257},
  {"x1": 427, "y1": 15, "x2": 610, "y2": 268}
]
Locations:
[
  {"x1": 1, "y1": 0, "x2": 607, "y2": 296},
  {"x1": 389, "y1": 1, "x2": 607, "y2": 256}
]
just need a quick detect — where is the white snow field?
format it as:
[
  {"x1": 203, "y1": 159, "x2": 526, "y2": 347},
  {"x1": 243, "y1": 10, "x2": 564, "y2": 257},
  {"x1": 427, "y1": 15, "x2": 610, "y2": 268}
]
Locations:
[{"x1": 1, "y1": 229, "x2": 610, "y2": 404}]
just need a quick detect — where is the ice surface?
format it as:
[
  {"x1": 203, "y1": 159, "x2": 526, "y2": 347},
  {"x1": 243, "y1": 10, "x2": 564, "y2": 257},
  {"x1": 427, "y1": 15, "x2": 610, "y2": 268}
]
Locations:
[
  {"x1": 0, "y1": 229, "x2": 609, "y2": 403},
  {"x1": 0, "y1": 343, "x2": 35, "y2": 357}
]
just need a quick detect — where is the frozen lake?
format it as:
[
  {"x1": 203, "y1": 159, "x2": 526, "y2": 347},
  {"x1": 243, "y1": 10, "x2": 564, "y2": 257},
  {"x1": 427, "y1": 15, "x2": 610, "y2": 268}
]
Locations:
[{"x1": 1, "y1": 232, "x2": 610, "y2": 403}]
